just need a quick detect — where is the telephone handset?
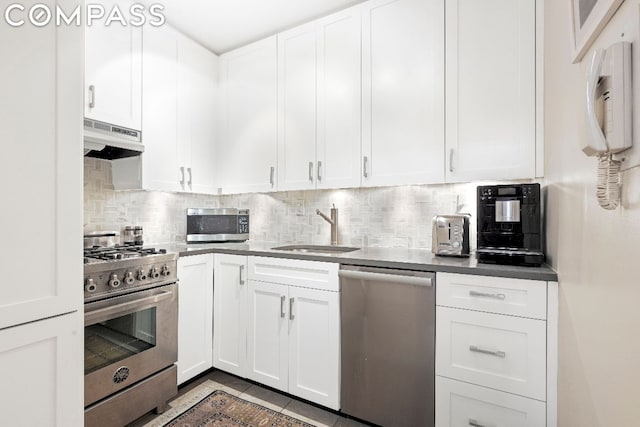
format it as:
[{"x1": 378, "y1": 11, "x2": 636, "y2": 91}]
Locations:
[{"x1": 583, "y1": 42, "x2": 632, "y2": 210}]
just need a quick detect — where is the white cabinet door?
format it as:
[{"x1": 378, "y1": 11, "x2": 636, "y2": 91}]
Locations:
[
  {"x1": 316, "y1": 6, "x2": 362, "y2": 189},
  {"x1": 247, "y1": 281, "x2": 289, "y2": 392},
  {"x1": 0, "y1": 313, "x2": 83, "y2": 427},
  {"x1": 218, "y1": 37, "x2": 278, "y2": 194},
  {"x1": 0, "y1": 0, "x2": 82, "y2": 329},
  {"x1": 288, "y1": 286, "x2": 340, "y2": 410},
  {"x1": 361, "y1": 0, "x2": 445, "y2": 187},
  {"x1": 278, "y1": 22, "x2": 318, "y2": 191},
  {"x1": 139, "y1": 24, "x2": 181, "y2": 192},
  {"x1": 445, "y1": 0, "x2": 536, "y2": 182},
  {"x1": 177, "y1": 254, "x2": 214, "y2": 384},
  {"x1": 213, "y1": 254, "x2": 248, "y2": 377},
  {"x1": 84, "y1": 0, "x2": 142, "y2": 130},
  {"x1": 178, "y1": 34, "x2": 218, "y2": 194}
]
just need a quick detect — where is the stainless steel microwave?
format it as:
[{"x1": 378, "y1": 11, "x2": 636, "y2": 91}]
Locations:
[{"x1": 186, "y1": 208, "x2": 249, "y2": 243}]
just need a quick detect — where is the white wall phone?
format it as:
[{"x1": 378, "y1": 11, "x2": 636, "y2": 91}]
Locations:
[{"x1": 584, "y1": 41, "x2": 632, "y2": 210}]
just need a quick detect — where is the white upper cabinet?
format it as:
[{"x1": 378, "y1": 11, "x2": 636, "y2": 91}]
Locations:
[
  {"x1": 277, "y1": 6, "x2": 362, "y2": 192},
  {"x1": 218, "y1": 37, "x2": 278, "y2": 194},
  {"x1": 85, "y1": 0, "x2": 142, "y2": 130},
  {"x1": 445, "y1": 0, "x2": 536, "y2": 182},
  {"x1": 112, "y1": 25, "x2": 218, "y2": 194},
  {"x1": 178, "y1": 33, "x2": 218, "y2": 194},
  {"x1": 277, "y1": 22, "x2": 319, "y2": 191},
  {"x1": 361, "y1": 0, "x2": 445, "y2": 187},
  {"x1": 0, "y1": 0, "x2": 83, "y2": 329},
  {"x1": 316, "y1": 6, "x2": 363, "y2": 190}
]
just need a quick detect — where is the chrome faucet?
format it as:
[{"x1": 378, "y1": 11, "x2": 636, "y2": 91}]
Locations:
[{"x1": 316, "y1": 204, "x2": 338, "y2": 246}]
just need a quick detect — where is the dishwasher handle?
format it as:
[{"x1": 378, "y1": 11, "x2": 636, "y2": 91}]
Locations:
[{"x1": 339, "y1": 269, "x2": 433, "y2": 287}]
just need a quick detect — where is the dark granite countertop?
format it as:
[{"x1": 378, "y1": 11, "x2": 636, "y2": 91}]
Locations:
[{"x1": 156, "y1": 241, "x2": 557, "y2": 282}]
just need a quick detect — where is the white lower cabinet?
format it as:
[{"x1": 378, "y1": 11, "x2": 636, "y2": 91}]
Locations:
[
  {"x1": 177, "y1": 254, "x2": 214, "y2": 384},
  {"x1": 436, "y1": 272, "x2": 557, "y2": 427},
  {"x1": 247, "y1": 281, "x2": 289, "y2": 390},
  {"x1": 246, "y1": 278, "x2": 341, "y2": 410},
  {"x1": 0, "y1": 313, "x2": 83, "y2": 427},
  {"x1": 436, "y1": 377, "x2": 546, "y2": 427},
  {"x1": 213, "y1": 254, "x2": 248, "y2": 377},
  {"x1": 288, "y1": 285, "x2": 340, "y2": 408}
]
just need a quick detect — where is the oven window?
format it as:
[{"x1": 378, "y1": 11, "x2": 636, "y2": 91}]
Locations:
[{"x1": 85, "y1": 307, "x2": 157, "y2": 375}]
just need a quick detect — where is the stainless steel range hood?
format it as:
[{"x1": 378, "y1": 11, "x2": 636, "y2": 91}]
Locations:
[{"x1": 84, "y1": 118, "x2": 144, "y2": 160}]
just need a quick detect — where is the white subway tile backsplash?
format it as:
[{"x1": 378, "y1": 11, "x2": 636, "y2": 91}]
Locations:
[{"x1": 85, "y1": 158, "x2": 483, "y2": 248}]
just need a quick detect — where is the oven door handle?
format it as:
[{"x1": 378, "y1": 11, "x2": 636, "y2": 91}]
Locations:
[{"x1": 85, "y1": 290, "x2": 174, "y2": 325}]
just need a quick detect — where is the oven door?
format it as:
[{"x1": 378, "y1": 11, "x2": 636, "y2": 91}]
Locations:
[{"x1": 84, "y1": 283, "x2": 178, "y2": 407}]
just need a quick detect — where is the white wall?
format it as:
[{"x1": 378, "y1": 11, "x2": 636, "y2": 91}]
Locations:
[{"x1": 544, "y1": 1, "x2": 640, "y2": 425}]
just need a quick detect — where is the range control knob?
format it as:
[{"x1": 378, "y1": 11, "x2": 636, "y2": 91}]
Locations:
[
  {"x1": 85, "y1": 278, "x2": 97, "y2": 293},
  {"x1": 124, "y1": 271, "x2": 135, "y2": 285},
  {"x1": 161, "y1": 264, "x2": 171, "y2": 276},
  {"x1": 150, "y1": 267, "x2": 160, "y2": 279},
  {"x1": 137, "y1": 269, "x2": 148, "y2": 281},
  {"x1": 108, "y1": 274, "x2": 121, "y2": 288}
]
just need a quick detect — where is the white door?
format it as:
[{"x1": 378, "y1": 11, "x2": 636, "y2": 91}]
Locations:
[
  {"x1": 316, "y1": 5, "x2": 362, "y2": 189},
  {"x1": 213, "y1": 254, "x2": 248, "y2": 377},
  {"x1": 0, "y1": 0, "x2": 83, "y2": 329},
  {"x1": 140, "y1": 25, "x2": 182, "y2": 192},
  {"x1": 84, "y1": 0, "x2": 142, "y2": 130},
  {"x1": 278, "y1": 22, "x2": 318, "y2": 191},
  {"x1": 177, "y1": 34, "x2": 218, "y2": 194},
  {"x1": 247, "y1": 281, "x2": 289, "y2": 392},
  {"x1": 445, "y1": 0, "x2": 536, "y2": 182},
  {"x1": 177, "y1": 254, "x2": 214, "y2": 384},
  {"x1": 361, "y1": 0, "x2": 445, "y2": 187},
  {"x1": 218, "y1": 37, "x2": 278, "y2": 194},
  {"x1": 0, "y1": 313, "x2": 83, "y2": 427},
  {"x1": 288, "y1": 287, "x2": 340, "y2": 410}
]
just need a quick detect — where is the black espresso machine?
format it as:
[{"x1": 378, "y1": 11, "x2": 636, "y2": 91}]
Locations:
[{"x1": 477, "y1": 184, "x2": 544, "y2": 267}]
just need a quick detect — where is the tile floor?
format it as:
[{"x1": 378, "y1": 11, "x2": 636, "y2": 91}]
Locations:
[{"x1": 128, "y1": 370, "x2": 371, "y2": 427}]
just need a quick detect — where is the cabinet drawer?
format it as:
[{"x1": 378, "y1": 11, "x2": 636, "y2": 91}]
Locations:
[
  {"x1": 436, "y1": 307, "x2": 546, "y2": 400},
  {"x1": 436, "y1": 273, "x2": 547, "y2": 319},
  {"x1": 436, "y1": 376, "x2": 546, "y2": 427},
  {"x1": 248, "y1": 256, "x2": 339, "y2": 291}
]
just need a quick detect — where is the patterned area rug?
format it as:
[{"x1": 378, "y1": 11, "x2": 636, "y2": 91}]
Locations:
[{"x1": 163, "y1": 390, "x2": 316, "y2": 427}]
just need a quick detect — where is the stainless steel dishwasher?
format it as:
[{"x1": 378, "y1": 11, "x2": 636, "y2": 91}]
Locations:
[{"x1": 339, "y1": 265, "x2": 435, "y2": 427}]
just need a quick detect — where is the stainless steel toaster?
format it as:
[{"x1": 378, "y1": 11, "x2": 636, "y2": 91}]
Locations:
[{"x1": 432, "y1": 214, "x2": 471, "y2": 257}]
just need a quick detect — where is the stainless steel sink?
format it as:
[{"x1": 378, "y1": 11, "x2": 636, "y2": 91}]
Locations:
[{"x1": 271, "y1": 244, "x2": 360, "y2": 254}]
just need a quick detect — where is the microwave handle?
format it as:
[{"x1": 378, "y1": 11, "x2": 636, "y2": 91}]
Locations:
[{"x1": 85, "y1": 290, "x2": 173, "y2": 325}]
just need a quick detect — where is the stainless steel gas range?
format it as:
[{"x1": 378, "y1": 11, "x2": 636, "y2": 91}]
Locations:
[{"x1": 83, "y1": 245, "x2": 179, "y2": 427}]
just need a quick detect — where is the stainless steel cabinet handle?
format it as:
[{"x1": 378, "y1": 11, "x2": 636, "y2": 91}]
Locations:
[
  {"x1": 187, "y1": 167, "x2": 193, "y2": 187},
  {"x1": 88, "y1": 85, "x2": 96, "y2": 109},
  {"x1": 449, "y1": 149, "x2": 454, "y2": 173},
  {"x1": 180, "y1": 166, "x2": 185, "y2": 186},
  {"x1": 469, "y1": 291, "x2": 506, "y2": 300},
  {"x1": 280, "y1": 295, "x2": 286, "y2": 318},
  {"x1": 289, "y1": 297, "x2": 295, "y2": 320},
  {"x1": 469, "y1": 345, "x2": 506, "y2": 358},
  {"x1": 239, "y1": 265, "x2": 245, "y2": 285},
  {"x1": 317, "y1": 161, "x2": 322, "y2": 181},
  {"x1": 468, "y1": 419, "x2": 491, "y2": 427},
  {"x1": 338, "y1": 269, "x2": 433, "y2": 287},
  {"x1": 308, "y1": 162, "x2": 314, "y2": 182},
  {"x1": 270, "y1": 166, "x2": 275, "y2": 187},
  {"x1": 363, "y1": 156, "x2": 369, "y2": 178}
]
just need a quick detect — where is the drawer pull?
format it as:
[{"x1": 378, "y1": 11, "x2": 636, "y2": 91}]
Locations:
[
  {"x1": 469, "y1": 290, "x2": 506, "y2": 300},
  {"x1": 469, "y1": 419, "x2": 493, "y2": 427},
  {"x1": 280, "y1": 295, "x2": 286, "y2": 318},
  {"x1": 469, "y1": 345, "x2": 506, "y2": 358}
]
